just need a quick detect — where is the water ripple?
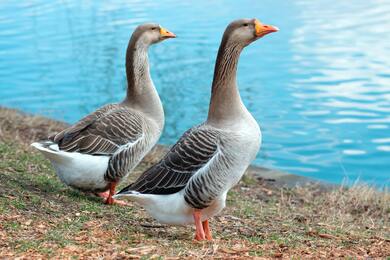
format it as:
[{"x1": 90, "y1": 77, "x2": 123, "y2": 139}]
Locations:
[{"x1": 0, "y1": 0, "x2": 389, "y2": 185}]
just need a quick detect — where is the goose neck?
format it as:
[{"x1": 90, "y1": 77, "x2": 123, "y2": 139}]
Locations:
[
  {"x1": 125, "y1": 41, "x2": 151, "y2": 100},
  {"x1": 207, "y1": 40, "x2": 246, "y2": 126},
  {"x1": 123, "y1": 38, "x2": 164, "y2": 128}
]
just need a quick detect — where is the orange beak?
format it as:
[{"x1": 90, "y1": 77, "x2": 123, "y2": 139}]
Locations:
[
  {"x1": 254, "y1": 19, "x2": 279, "y2": 38},
  {"x1": 160, "y1": 27, "x2": 176, "y2": 39}
]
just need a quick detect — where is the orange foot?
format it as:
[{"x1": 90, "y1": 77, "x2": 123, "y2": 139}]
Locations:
[
  {"x1": 97, "y1": 183, "x2": 129, "y2": 206},
  {"x1": 96, "y1": 191, "x2": 110, "y2": 199}
]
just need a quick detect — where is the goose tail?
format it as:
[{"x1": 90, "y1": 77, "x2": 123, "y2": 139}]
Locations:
[
  {"x1": 31, "y1": 141, "x2": 70, "y2": 164},
  {"x1": 113, "y1": 188, "x2": 156, "y2": 205}
]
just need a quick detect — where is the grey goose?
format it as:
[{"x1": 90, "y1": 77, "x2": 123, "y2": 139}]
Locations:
[
  {"x1": 115, "y1": 19, "x2": 278, "y2": 239},
  {"x1": 31, "y1": 23, "x2": 176, "y2": 205}
]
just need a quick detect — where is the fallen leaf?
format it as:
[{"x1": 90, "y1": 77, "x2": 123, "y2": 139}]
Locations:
[
  {"x1": 220, "y1": 248, "x2": 236, "y2": 254},
  {"x1": 318, "y1": 233, "x2": 338, "y2": 240},
  {"x1": 37, "y1": 224, "x2": 45, "y2": 229},
  {"x1": 274, "y1": 252, "x2": 283, "y2": 258}
]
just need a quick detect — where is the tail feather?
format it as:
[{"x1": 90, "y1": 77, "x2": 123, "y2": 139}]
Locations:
[
  {"x1": 113, "y1": 189, "x2": 154, "y2": 204},
  {"x1": 31, "y1": 141, "x2": 71, "y2": 163}
]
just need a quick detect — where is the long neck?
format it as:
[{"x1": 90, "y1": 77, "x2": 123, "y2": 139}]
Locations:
[
  {"x1": 125, "y1": 37, "x2": 152, "y2": 101},
  {"x1": 123, "y1": 37, "x2": 164, "y2": 126},
  {"x1": 207, "y1": 38, "x2": 245, "y2": 126}
]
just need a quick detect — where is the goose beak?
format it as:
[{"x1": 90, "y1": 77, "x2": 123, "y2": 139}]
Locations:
[
  {"x1": 160, "y1": 27, "x2": 176, "y2": 39},
  {"x1": 254, "y1": 19, "x2": 279, "y2": 38}
]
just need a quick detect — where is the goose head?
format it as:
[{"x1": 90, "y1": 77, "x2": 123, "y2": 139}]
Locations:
[
  {"x1": 133, "y1": 23, "x2": 176, "y2": 46},
  {"x1": 223, "y1": 18, "x2": 278, "y2": 47}
]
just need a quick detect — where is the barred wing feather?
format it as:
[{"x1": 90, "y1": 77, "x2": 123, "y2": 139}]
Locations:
[
  {"x1": 54, "y1": 106, "x2": 144, "y2": 156},
  {"x1": 120, "y1": 125, "x2": 220, "y2": 195}
]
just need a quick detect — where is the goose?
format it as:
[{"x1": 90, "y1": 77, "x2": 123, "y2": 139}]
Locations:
[
  {"x1": 31, "y1": 23, "x2": 176, "y2": 205},
  {"x1": 114, "y1": 19, "x2": 278, "y2": 239}
]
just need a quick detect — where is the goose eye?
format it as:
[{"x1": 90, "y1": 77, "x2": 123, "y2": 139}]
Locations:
[{"x1": 243, "y1": 23, "x2": 249, "y2": 27}]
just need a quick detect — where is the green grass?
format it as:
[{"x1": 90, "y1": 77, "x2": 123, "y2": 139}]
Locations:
[
  {"x1": 0, "y1": 107, "x2": 390, "y2": 258},
  {"x1": 1, "y1": 140, "x2": 388, "y2": 258}
]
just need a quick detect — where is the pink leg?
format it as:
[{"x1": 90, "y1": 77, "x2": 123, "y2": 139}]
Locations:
[
  {"x1": 96, "y1": 190, "x2": 110, "y2": 199},
  {"x1": 99, "y1": 183, "x2": 129, "y2": 206},
  {"x1": 105, "y1": 183, "x2": 116, "y2": 205},
  {"x1": 202, "y1": 219, "x2": 213, "y2": 240},
  {"x1": 193, "y1": 210, "x2": 206, "y2": 241}
]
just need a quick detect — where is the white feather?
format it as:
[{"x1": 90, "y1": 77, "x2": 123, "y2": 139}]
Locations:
[
  {"x1": 31, "y1": 142, "x2": 109, "y2": 191},
  {"x1": 114, "y1": 190, "x2": 227, "y2": 225}
]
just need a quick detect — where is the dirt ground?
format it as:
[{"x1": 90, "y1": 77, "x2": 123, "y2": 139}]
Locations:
[{"x1": 0, "y1": 107, "x2": 389, "y2": 259}]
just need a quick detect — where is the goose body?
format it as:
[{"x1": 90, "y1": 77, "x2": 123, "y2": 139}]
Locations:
[
  {"x1": 31, "y1": 24, "x2": 176, "y2": 204},
  {"x1": 31, "y1": 105, "x2": 161, "y2": 192},
  {"x1": 120, "y1": 115, "x2": 261, "y2": 225},
  {"x1": 116, "y1": 18, "x2": 278, "y2": 239}
]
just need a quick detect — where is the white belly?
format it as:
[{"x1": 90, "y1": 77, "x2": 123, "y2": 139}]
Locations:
[
  {"x1": 52, "y1": 152, "x2": 110, "y2": 191},
  {"x1": 31, "y1": 142, "x2": 110, "y2": 191},
  {"x1": 121, "y1": 190, "x2": 227, "y2": 225}
]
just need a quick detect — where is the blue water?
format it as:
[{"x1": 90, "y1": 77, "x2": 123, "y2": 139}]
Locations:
[{"x1": 1, "y1": 1, "x2": 389, "y2": 186}]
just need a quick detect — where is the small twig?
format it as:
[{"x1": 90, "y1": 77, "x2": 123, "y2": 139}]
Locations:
[{"x1": 140, "y1": 223, "x2": 166, "y2": 228}]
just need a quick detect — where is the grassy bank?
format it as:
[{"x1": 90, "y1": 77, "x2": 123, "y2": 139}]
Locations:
[{"x1": 0, "y1": 107, "x2": 389, "y2": 259}]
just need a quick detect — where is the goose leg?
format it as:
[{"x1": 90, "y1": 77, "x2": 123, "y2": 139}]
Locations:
[
  {"x1": 104, "y1": 182, "x2": 128, "y2": 206},
  {"x1": 202, "y1": 219, "x2": 213, "y2": 240},
  {"x1": 96, "y1": 190, "x2": 110, "y2": 199},
  {"x1": 193, "y1": 210, "x2": 206, "y2": 241}
]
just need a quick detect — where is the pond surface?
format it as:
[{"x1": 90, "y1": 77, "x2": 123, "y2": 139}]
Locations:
[{"x1": 1, "y1": 0, "x2": 389, "y2": 186}]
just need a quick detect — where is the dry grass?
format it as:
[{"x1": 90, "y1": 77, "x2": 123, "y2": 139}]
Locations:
[
  {"x1": 1, "y1": 107, "x2": 389, "y2": 259},
  {"x1": 0, "y1": 107, "x2": 68, "y2": 144}
]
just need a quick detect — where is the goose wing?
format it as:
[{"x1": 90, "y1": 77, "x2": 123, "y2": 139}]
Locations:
[
  {"x1": 118, "y1": 125, "x2": 220, "y2": 195},
  {"x1": 53, "y1": 105, "x2": 144, "y2": 155},
  {"x1": 51, "y1": 104, "x2": 117, "y2": 142}
]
